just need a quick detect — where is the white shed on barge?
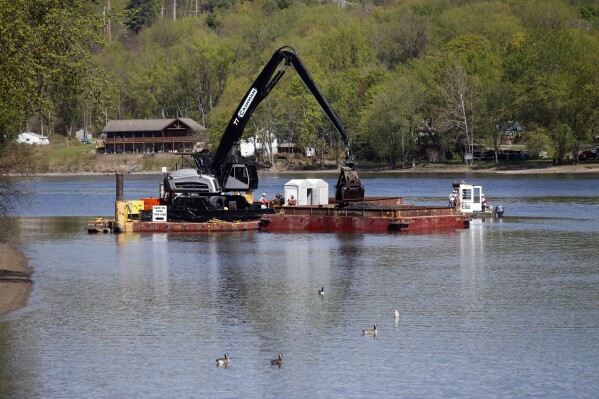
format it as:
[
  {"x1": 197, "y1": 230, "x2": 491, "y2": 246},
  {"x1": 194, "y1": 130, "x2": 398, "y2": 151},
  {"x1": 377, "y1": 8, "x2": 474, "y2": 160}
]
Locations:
[{"x1": 284, "y1": 179, "x2": 329, "y2": 206}]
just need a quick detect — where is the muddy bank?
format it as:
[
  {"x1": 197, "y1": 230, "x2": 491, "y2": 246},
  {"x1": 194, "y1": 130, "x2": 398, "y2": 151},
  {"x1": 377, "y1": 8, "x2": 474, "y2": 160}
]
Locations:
[{"x1": 0, "y1": 243, "x2": 32, "y2": 316}]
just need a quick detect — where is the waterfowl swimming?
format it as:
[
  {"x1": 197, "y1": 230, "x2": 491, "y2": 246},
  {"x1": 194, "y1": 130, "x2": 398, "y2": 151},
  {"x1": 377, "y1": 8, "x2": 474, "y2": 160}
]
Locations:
[
  {"x1": 394, "y1": 309, "x2": 400, "y2": 320},
  {"x1": 270, "y1": 353, "x2": 283, "y2": 367},
  {"x1": 318, "y1": 287, "x2": 325, "y2": 296},
  {"x1": 216, "y1": 353, "x2": 230, "y2": 367},
  {"x1": 362, "y1": 324, "x2": 377, "y2": 335}
]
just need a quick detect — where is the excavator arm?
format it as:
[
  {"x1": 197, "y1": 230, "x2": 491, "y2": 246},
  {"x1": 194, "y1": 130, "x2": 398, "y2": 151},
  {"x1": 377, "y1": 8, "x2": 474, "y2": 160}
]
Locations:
[{"x1": 211, "y1": 46, "x2": 364, "y2": 201}]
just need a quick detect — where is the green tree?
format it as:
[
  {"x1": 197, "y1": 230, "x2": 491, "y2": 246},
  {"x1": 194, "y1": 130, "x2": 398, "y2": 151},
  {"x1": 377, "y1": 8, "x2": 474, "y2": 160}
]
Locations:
[
  {"x1": 482, "y1": 81, "x2": 516, "y2": 163},
  {"x1": 361, "y1": 73, "x2": 425, "y2": 168},
  {"x1": 550, "y1": 123, "x2": 576, "y2": 164},
  {"x1": 504, "y1": 28, "x2": 599, "y2": 163},
  {"x1": 512, "y1": 0, "x2": 577, "y2": 29},
  {"x1": 525, "y1": 127, "x2": 551, "y2": 159},
  {"x1": 0, "y1": 0, "x2": 108, "y2": 144},
  {"x1": 124, "y1": 0, "x2": 158, "y2": 34},
  {"x1": 173, "y1": 37, "x2": 236, "y2": 124},
  {"x1": 434, "y1": 57, "x2": 482, "y2": 164},
  {"x1": 372, "y1": 7, "x2": 429, "y2": 68},
  {"x1": 434, "y1": 1, "x2": 522, "y2": 48}
]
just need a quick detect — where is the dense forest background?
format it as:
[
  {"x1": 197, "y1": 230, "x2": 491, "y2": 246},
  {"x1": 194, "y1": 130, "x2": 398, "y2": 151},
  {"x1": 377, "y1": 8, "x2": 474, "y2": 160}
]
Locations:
[{"x1": 2, "y1": 0, "x2": 599, "y2": 168}]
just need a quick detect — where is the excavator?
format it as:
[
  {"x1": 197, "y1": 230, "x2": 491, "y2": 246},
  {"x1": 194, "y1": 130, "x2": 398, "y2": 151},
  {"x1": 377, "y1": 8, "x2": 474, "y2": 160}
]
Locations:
[{"x1": 162, "y1": 46, "x2": 364, "y2": 222}]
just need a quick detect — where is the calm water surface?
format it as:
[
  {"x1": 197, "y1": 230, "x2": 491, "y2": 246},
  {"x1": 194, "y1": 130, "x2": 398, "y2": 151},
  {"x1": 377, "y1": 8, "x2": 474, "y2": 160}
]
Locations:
[{"x1": 1, "y1": 173, "x2": 599, "y2": 398}]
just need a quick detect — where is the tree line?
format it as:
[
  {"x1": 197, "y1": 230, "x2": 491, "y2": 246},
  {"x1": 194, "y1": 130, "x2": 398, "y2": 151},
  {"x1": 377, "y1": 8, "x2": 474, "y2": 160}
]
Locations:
[{"x1": 2, "y1": 0, "x2": 599, "y2": 169}]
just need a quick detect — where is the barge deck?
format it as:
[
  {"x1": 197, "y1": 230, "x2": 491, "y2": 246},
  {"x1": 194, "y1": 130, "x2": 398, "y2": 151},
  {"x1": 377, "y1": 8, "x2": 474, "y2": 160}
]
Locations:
[{"x1": 260, "y1": 204, "x2": 469, "y2": 232}]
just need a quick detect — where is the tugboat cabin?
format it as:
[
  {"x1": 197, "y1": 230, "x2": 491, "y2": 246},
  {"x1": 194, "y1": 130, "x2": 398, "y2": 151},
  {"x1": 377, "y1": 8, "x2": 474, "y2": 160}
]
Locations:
[{"x1": 453, "y1": 181, "x2": 483, "y2": 213}]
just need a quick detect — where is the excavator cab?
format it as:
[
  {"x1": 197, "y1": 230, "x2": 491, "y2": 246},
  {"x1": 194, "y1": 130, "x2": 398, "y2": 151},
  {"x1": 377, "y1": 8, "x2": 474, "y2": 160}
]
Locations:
[
  {"x1": 223, "y1": 163, "x2": 259, "y2": 192},
  {"x1": 335, "y1": 166, "x2": 365, "y2": 201}
]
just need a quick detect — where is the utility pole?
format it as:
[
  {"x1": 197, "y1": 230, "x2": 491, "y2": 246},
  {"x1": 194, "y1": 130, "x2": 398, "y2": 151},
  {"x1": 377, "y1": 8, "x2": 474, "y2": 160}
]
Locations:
[{"x1": 174, "y1": 0, "x2": 177, "y2": 21}]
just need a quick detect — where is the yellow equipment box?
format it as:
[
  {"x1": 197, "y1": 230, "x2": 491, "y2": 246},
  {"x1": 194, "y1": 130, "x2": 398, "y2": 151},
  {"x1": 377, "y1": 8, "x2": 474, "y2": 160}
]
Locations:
[{"x1": 126, "y1": 200, "x2": 145, "y2": 215}]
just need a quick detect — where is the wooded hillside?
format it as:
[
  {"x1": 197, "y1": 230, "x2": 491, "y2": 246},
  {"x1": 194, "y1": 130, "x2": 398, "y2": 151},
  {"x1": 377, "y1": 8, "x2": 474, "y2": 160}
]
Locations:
[{"x1": 2, "y1": 0, "x2": 599, "y2": 167}]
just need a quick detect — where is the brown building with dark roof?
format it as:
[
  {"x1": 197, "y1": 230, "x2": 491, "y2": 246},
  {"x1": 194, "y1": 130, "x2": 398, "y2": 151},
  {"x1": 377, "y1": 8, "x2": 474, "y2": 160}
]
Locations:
[{"x1": 100, "y1": 118, "x2": 206, "y2": 154}]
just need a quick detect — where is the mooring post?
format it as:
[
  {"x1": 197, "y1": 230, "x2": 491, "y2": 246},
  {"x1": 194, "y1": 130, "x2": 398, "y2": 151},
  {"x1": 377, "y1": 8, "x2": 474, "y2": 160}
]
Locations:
[
  {"x1": 114, "y1": 173, "x2": 125, "y2": 233},
  {"x1": 116, "y1": 173, "x2": 124, "y2": 202}
]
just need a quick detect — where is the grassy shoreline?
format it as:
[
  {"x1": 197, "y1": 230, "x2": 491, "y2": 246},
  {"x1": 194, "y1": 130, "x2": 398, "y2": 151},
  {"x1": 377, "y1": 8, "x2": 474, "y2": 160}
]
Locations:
[{"x1": 31, "y1": 136, "x2": 599, "y2": 175}]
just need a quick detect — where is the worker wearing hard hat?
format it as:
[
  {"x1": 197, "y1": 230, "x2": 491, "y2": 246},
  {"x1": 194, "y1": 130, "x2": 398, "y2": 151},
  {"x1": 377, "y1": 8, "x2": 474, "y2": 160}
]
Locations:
[{"x1": 260, "y1": 193, "x2": 268, "y2": 209}]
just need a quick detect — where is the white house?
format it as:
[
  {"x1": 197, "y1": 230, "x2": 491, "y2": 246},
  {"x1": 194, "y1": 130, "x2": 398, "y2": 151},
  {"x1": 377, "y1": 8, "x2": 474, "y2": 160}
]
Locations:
[
  {"x1": 17, "y1": 132, "x2": 49, "y2": 145},
  {"x1": 240, "y1": 137, "x2": 279, "y2": 157}
]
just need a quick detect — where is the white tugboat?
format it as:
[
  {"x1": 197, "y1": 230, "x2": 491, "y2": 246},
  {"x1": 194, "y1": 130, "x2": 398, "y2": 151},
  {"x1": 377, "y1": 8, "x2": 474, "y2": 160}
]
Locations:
[{"x1": 450, "y1": 181, "x2": 504, "y2": 218}]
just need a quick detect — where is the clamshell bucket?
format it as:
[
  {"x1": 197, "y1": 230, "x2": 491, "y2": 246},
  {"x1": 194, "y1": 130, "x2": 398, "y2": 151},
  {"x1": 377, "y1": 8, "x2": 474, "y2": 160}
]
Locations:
[{"x1": 335, "y1": 166, "x2": 365, "y2": 201}]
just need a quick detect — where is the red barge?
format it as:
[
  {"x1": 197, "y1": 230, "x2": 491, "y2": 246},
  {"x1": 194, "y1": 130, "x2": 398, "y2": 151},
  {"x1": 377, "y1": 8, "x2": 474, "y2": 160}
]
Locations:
[
  {"x1": 86, "y1": 196, "x2": 469, "y2": 234},
  {"x1": 86, "y1": 176, "x2": 470, "y2": 234},
  {"x1": 131, "y1": 220, "x2": 261, "y2": 233},
  {"x1": 260, "y1": 198, "x2": 469, "y2": 232}
]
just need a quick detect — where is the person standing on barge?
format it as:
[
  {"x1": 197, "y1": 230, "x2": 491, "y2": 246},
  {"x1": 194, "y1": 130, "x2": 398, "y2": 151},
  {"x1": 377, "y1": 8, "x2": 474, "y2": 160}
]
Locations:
[{"x1": 260, "y1": 193, "x2": 268, "y2": 209}]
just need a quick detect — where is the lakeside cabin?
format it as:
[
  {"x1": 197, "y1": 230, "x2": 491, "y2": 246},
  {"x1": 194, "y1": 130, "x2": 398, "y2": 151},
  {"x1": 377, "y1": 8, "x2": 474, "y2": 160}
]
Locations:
[{"x1": 99, "y1": 118, "x2": 206, "y2": 154}]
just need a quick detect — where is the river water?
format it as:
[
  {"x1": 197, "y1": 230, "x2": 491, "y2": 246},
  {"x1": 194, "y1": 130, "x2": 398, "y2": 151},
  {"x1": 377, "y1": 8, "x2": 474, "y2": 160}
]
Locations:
[{"x1": 1, "y1": 173, "x2": 599, "y2": 398}]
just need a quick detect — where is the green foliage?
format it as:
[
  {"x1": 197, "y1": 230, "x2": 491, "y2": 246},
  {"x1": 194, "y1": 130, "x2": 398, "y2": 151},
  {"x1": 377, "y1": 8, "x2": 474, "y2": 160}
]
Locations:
[
  {"x1": 123, "y1": 0, "x2": 158, "y2": 33},
  {"x1": 372, "y1": 7, "x2": 430, "y2": 68},
  {"x1": 316, "y1": 20, "x2": 375, "y2": 72},
  {"x1": 549, "y1": 123, "x2": 576, "y2": 164},
  {"x1": 525, "y1": 128, "x2": 551, "y2": 159},
  {"x1": 504, "y1": 27, "x2": 598, "y2": 158},
  {"x1": 0, "y1": 0, "x2": 111, "y2": 152},
  {"x1": 410, "y1": 0, "x2": 450, "y2": 17},
  {"x1": 360, "y1": 73, "x2": 426, "y2": 167},
  {"x1": 206, "y1": 13, "x2": 222, "y2": 30},
  {"x1": 434, "y1": 1, "x2": 522, "y2": 48},
  {"x1": 512, "y1": 0, "x2": 577, "y2": 29},
  {"x1": 579, "y1": 3, "x2": 599, "y2": 22},
  {"x1": 4, "y1": 0, "x2": 597, "y2": 171},
  {"x1": 442, "y1": 35, "x2": 501, "y2": 82},
  {"x1": 261, "y1": 0, "x2": 293, "y2": 14}
]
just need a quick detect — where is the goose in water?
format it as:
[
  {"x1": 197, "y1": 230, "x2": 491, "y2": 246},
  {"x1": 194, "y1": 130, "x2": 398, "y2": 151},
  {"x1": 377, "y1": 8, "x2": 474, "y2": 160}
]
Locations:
[
  {"x1": 270, "y1": 353, "x2": 283, "y2": 367},
  {"x1": 216, "y1": 353, "x2": 230, "y2": 367},
  {"x1": 318, "y1": 287, "x2": 325, "y2": 297},
  {"x1": 362, "y1": 324, "x2": 377, "y2": 336}
]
